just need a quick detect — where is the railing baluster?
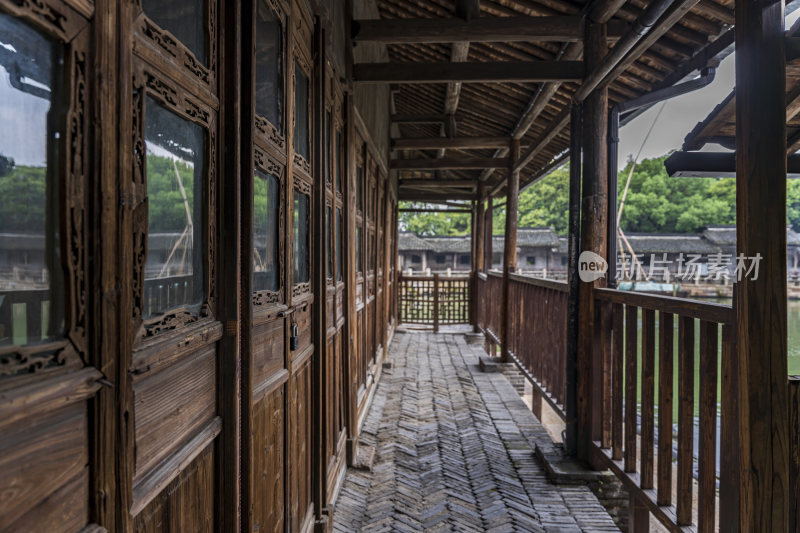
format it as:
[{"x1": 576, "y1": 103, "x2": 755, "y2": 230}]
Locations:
[
  {"x1": 657, "y1": 311, "x2": 674, "y2": 507},
  {"x1": 677, "y1": 315, "x2": 695, "y2": 526},
  {"x1": 612, "y1": 302, "x2": 624, "y2": 461},
  {"x1": 640, "y1": 308, "x2": 655, "y2": 489},
  {"x1": 625, "y1": 304, "x2": 638, "y2": 473},
  {"x1": 698, "y1": 320, "x2": 718, "y2": 533},
  {"x1": 601, "y1": 301, "x2": 613, "y2": 449}
]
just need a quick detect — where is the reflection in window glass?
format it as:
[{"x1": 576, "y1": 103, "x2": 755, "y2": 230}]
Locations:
[
  {"x1": 293, "y1": 190, "x2": 309, "y2": 284},
  {"x1": 326, "y1": 206, "x2": 332, "y2": 279},
  {"x1": 253, "y1": 170, "x2": 279, "y2": 292},
  {"x1": 324, "y1": 110, "x2": 331, "y2": 183},
  {"x1": 0, "y1": 14, "x2": 64, "y2": 346},
  {"x1": 335, "y1": 130, "x2": 342, "y2": 192},
  {"x1": 294, "y1": 61, "x2": 309, "y2": 160},
  {"x1": 255, "y1": 1, "x2": 282, "y2": 131},
  {"x1": 142, "y1": 0, "x2": 206, "y2": 64},
  {"x1": 336, "y1": 208, "x2": 343, "y2": 282},
  {"x1": 144, "y1": 96, "x2": 205, "y2": 318},
  {"x1": 356, "y1": 165, "x2": 363, "y2": 211},
  {"x1": 356, "y1": 226, "x2": 362, "y2": 273}
]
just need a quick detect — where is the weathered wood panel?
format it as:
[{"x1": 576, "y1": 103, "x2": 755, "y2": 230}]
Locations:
[
  {"x1": 133, "y1": 445, "x2": 215, "y2": 533},
  {"x1": 0, "y1": 402, "x2": 89, "y2": 529},
  {"x1": 252, "y1": 318, "x2": 286, "y2": 388},
  {"x1": 133, "y1": 347, "x2": 217, "y2": 480},
  {"x1": 252, "y1": 388, "x2": 285, "y2": 533}
]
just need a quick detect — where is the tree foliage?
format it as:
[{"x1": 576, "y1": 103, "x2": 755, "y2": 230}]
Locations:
[
  {"x1": 146, "y1": 155, "x2": 198, "y2": 233},
  {"x1": 401, "y1": 155, "x2": 800, "y2": 236},
  {"x1": 0, "y1": 163, "x2": 47, "y2": 233}
]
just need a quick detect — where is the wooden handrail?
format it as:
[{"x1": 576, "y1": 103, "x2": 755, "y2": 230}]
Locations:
[
  {"x1": 508, "y1": 272, "x2": 568, "y2": 292},
  {"x1": 594, "y1": 287, "x2": 733, "y2": 324}
]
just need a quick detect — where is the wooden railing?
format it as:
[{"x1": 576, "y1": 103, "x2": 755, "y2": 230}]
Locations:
[
  {"x1": 143, "y1": 274, "x2": 195, "y2": 317},
  {"x1": 591, "y1": 288, "x2": 734, "y2": 531},
  {"x1": 398, "y1": 274, "x2": 470, "y2": 331},
  {"x1": 0, "y1": 288, "x2": 52, "y2": 345},
  {"x1": 476, "y1": 272, "x2": 568, "y2": 417}
]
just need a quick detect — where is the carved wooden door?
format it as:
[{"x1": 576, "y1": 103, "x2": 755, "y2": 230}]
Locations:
[
  {"x1": 322, "y1": 67, "x2": 348, "y2": 508},
  {"x1": 0, "y1": 3, "x2": 102, "y2": 531},
  {"x1": 121, "y1": 0, "x2": 224, "y2": 530},
  {"x1": 243, "y1": 0, "x2": 315, "y2": 531},
  {"x1": 352, "y1": 135, "x2": 367, "y2": 415}
]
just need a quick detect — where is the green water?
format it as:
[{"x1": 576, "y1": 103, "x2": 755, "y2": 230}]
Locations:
[{"x1": 630, "y1": 300, "x2": 800, "y2": 419}]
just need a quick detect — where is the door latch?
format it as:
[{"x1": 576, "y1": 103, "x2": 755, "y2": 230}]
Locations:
[{"x1": 290, "y1": 321, "x2": 299, "y2": 351}]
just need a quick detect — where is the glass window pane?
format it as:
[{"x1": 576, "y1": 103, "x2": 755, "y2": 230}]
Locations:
[
  {"x1": 325, "y1": 110, "x2": 331, "y2": 184},
  {"x1": 253, "y1": 170, "x2": 279, "y2": 292},
  {"x1": 326, "y1": 206, "x2": 332, "y2": 279},
  {"x1": 255, "y1": 2, "x2": 282, "y2": 131},
  {"x1": 142, "y1": 0, "x2": 207, "y2": 64},
  {"x1": 356, "y1": 226, "x2": 362, "y2": 273},
  {"x1": 336, "y1": 208, "x2": 342, "y2": 282},
  {"x1": 293, "y1": 61, "x2": 309, "y2": 160},
  {"x1": 356, "y1": 165, "x2": 363, "y2": 211},
  {"x1": 144, "y1": 96, "x2": 205, "y2": 318},
  {"x1": 335, "y1": 130, "x2": 342, "y2": 192},
  {"x1": 293, "y1": 190, "x2": 309, "y2": 284},
  {"x1": 0, "y1": 14, "x2": 64, "y2": 347}
]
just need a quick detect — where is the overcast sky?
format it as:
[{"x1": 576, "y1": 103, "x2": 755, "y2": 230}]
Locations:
[{"x1": 617, "y1": 9, "x2": 800, "y2": 166}]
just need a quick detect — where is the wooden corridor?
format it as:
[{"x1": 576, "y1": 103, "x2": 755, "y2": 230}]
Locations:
[{"x1": 333, "y1": 330, "x2": 619, "y2": 532}]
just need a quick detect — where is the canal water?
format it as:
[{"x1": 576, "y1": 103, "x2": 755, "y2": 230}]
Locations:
[{"x1": 629, "y1": 299, "x2": 800, "y2": 477}]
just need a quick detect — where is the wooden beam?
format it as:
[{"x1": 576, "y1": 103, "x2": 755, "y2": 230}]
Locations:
[
  {"x1": 391, "y1": 113, "x2": 455, "y2": 124},
  {"x1": 398, "y1": 191, "x2": 477, "y2": 201},
  {"x1": 733, "y1": 0, "x2": 789, "y2": 528},
  {"x1": 392, "y1": 136, "x2": 511, "y2": 150},
  {"x1": 398, "y1": 208, "x2": 472, "y2": 213},
  {"x1": 353, "y1": 61, "x2": 584, "y2": 84},
  {"x1": 391, "y1": 157, "x2": 510, "y2": 170},
  {"x1": 399, "y1": 178, "x2": 478, "y2": 187},
  {"x1": 456, "y1": 0, "x2": 481, "y2": 21},
  {"x1": 353, "y1": 16, "x2": 585, "y2": 44},
  {"x1": 514, "y1": 107, "x2": 570, "y2": 173},
  {"x1": 479, "y1": 42, "x2": 582, "y2": 184}
]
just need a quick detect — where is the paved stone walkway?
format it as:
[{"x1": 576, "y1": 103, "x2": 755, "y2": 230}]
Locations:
[{"x1": 333, "y1": 330, "x2": 619, "y2": 532}]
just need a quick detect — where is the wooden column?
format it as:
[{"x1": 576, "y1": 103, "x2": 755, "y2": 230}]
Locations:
[
  {"x1": 476, "y1": 185, "x2": 486, "y2": 272},
  {"x1": 565, "y1": 104, "x2": 582, "y2": 456},
  {"x1": 733, "y1": 0, "x2": 789, "y2": 528},
  {"x1": 486, "y1": 197, "x2": 493, "y2": 269},
  {"x1": 577, "y1": 21, "x2": 609, "y2": 463},
  {"x1": 501, "y1": 140, "x2": 521, "y2": 362}
]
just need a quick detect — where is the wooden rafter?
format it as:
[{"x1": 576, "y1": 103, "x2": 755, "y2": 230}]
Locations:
[
  {"x1": 391, "y1": 157, "x2": 510, "y2": 170},
  {"x1": 392, "y1": 136, "x2": 510, "y2": 150},
  {"x1": 351, "y1": 16, "x2": 628, "y2": 44},
  {"x1": 353, "y1": 61, "x2": 585, "y2": 84}
]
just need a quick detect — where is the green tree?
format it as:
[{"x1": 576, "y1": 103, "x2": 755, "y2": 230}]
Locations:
[
  {"x1": 0, "y1": 164, "x2": 47, "y2": 233},
  {"x1": 146, "y1": 155, "x2": 197, "y2": 233},
  {"x1": 398, "y1": 202, "x2": 471, "y2": 236}
]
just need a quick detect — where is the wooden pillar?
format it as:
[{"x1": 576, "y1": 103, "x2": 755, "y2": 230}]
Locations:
[
  {"x1": 501, "y1": 140, "x2": 521, "y2": 362},
  {"x1": 476, "y1": 186, "x2": 486, "y2": 272},
  {"x1": 577, "y1": 21, "x2": 609, "y2": 463},
  {"x1": 733, "y1": 0, "x2": 789, "y2": 528},
  {"x1": 486, "y1": 197, "x2": 493, "y2": 269},
  {"x1": 433, "y1": 273, "x2": 440, "y2": 333},
  {"x1": 565, "y1": 104, "x2": 582, "y2": 456}
]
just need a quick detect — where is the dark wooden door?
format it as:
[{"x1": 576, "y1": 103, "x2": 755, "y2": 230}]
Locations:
[
  {"x1": 322, "y1": 68, "x2": 348, "y2": 507},
  {"x1": 243, "y1": 1, "x2": 315, "y2": 532},
  {"x1": 0, "y1": 3, "x2": 102, "y2": 531},
  {"x1": 122, "y1": 1, "x2": 225, "y2": 530}
]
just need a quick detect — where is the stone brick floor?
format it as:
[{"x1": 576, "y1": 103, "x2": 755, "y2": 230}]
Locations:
[{"x1": 333, "y1": 330, "x2": 619, "y2": 532}]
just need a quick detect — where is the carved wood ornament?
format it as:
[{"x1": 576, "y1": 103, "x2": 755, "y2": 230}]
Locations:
[{"x1": 0, "y1": 0, "x2": 90, "y2": 386}]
